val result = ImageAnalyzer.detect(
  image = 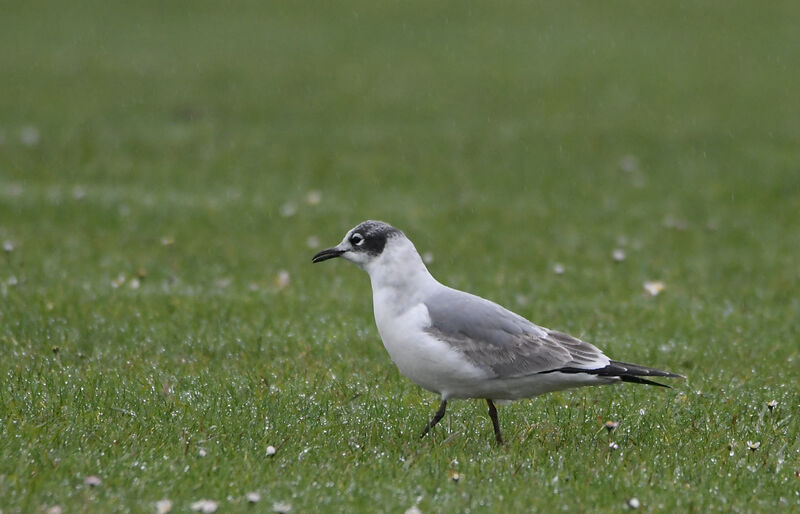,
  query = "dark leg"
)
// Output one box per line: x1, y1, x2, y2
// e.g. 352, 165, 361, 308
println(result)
420, 399, 448, 439
486, 399, 504, 444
